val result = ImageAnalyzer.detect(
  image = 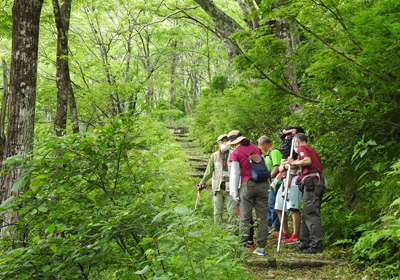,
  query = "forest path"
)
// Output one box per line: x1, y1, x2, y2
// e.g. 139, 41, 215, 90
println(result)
168, 126, 208, 179
168, 126, 353, 279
